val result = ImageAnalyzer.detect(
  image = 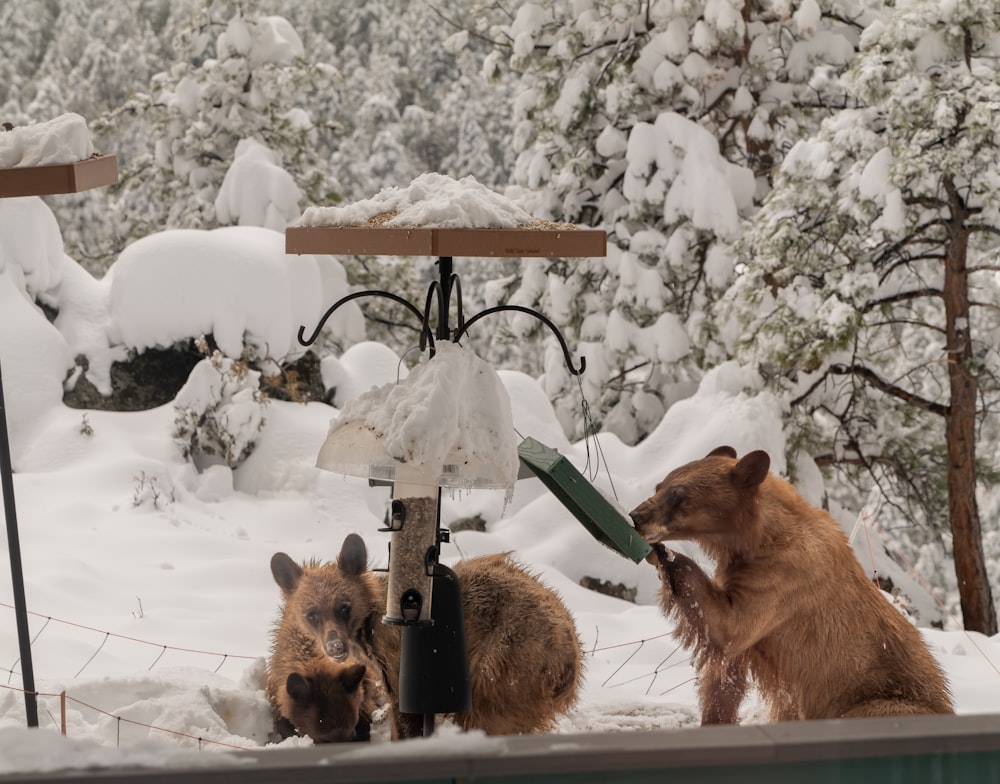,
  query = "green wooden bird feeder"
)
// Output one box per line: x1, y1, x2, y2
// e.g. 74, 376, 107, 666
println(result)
518, 437, 651, 563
